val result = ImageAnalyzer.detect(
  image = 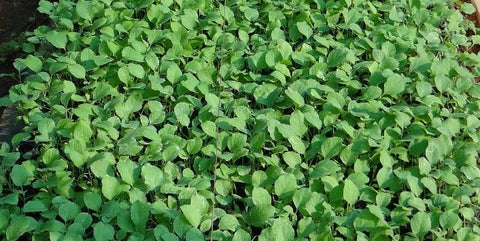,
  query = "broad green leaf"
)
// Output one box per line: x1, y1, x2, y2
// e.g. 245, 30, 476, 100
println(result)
128, 63, 145, 78
101, 175, 123, 200
290, 110, 307, 136
416, 81, 432, 97
174, 102, 191, 126
327, 49, 348, 67
434, 75, 451, 92
117, 158, 138, 185
321, 137, 343, 159
84, 192, 102, 211
141, 163, 163, 191
270, 218, 295, 241
10, 164, 31, 186
233, 229, 251, 241
244, 7, 259, 21
411, 212, 431, 238
94, 222, 115, 241
285, 88, 304, 108
59, 202, 79, 222
122, 46, 144, 62
252, 187, 271, 206
219, 214, 240, 231
384, 74, 406, 96
131, 201, 149, 231
288, 136, 306, 154
343, 179, 359, 205
181, 9, 198, 30
167, 63, 182, 83
76, 0, 92, 21
6, 216, 38, 241
440, 210, 460, 229
462, 3, 476, 14
22, 55, 42, 72
68, 64, 86, 79
249, 204, 275, 227
228, 133, 247, 153
274, 173, 297, 199
45, 31, 68, 49
282, 151, 301, 167
297, 22, 313, 38
22, 200, 47, 213
180, 195, 209, 228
